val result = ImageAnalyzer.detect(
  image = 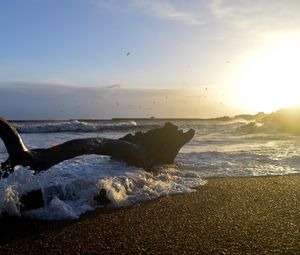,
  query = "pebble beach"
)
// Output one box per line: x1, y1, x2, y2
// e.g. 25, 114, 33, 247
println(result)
0, 175, 299, 254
